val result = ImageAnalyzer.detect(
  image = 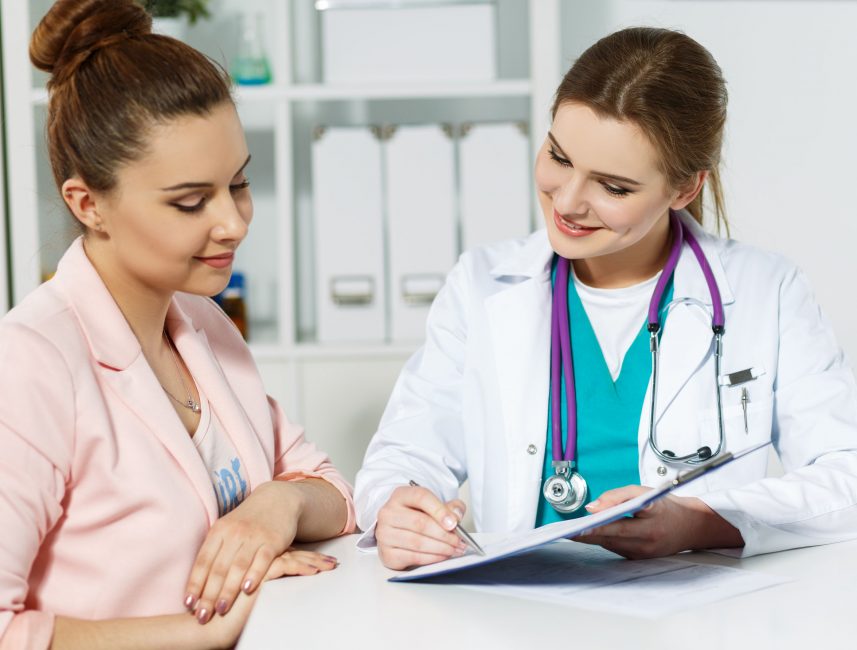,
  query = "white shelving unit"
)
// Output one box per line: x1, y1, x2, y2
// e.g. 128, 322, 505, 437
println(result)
1, 0, 561, 482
